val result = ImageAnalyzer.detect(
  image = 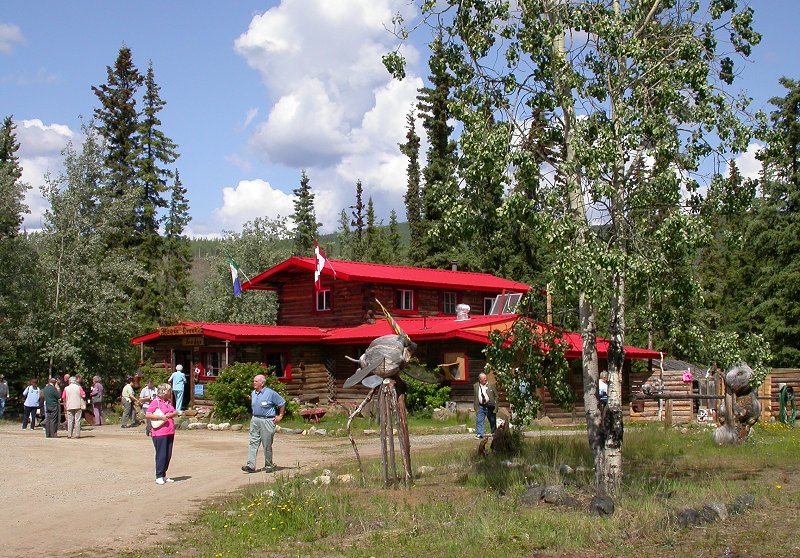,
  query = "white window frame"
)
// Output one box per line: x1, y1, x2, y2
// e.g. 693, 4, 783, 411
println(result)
316, 288, 331, 311
442, 291, 457, 315
395, 289, 414, 311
